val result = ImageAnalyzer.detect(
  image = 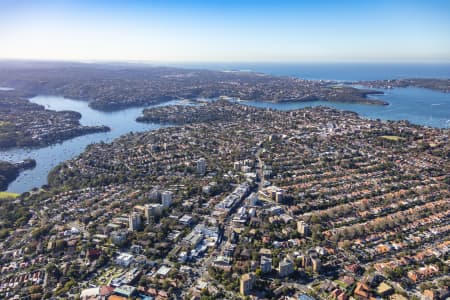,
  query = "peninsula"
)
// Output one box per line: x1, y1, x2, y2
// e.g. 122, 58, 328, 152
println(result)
359, 78, 450, 93
0, 94, 110, 149
0, 61, 388, 112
